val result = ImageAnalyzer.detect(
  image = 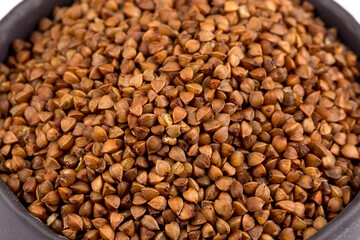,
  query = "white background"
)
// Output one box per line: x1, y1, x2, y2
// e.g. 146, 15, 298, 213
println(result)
0, 0, 359, 23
